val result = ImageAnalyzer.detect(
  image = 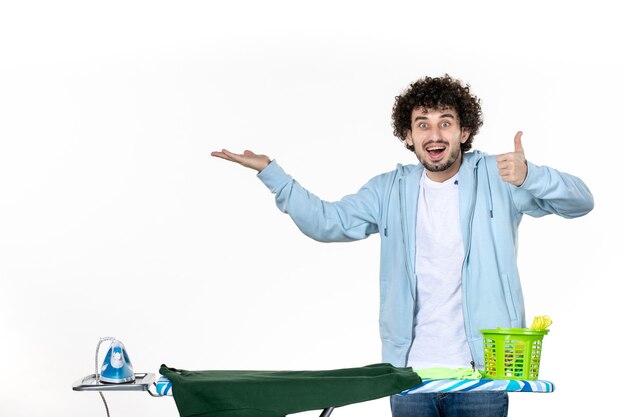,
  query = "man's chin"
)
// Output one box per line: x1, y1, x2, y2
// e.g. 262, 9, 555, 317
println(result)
422, 160, 454, 172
